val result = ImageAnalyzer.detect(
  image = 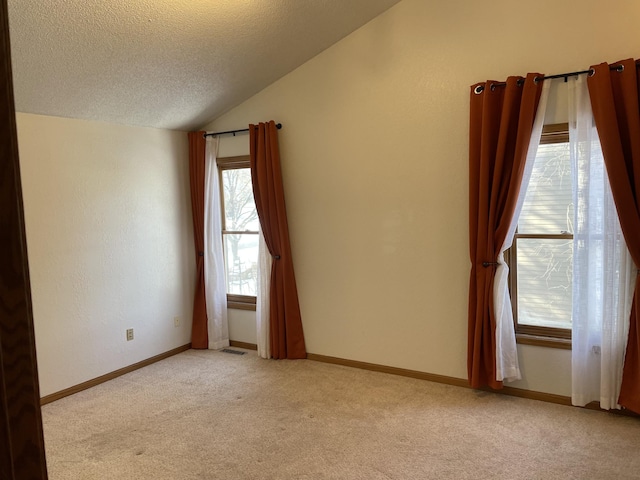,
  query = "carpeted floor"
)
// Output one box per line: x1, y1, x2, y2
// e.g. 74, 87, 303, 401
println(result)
42, 349, 640, 479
